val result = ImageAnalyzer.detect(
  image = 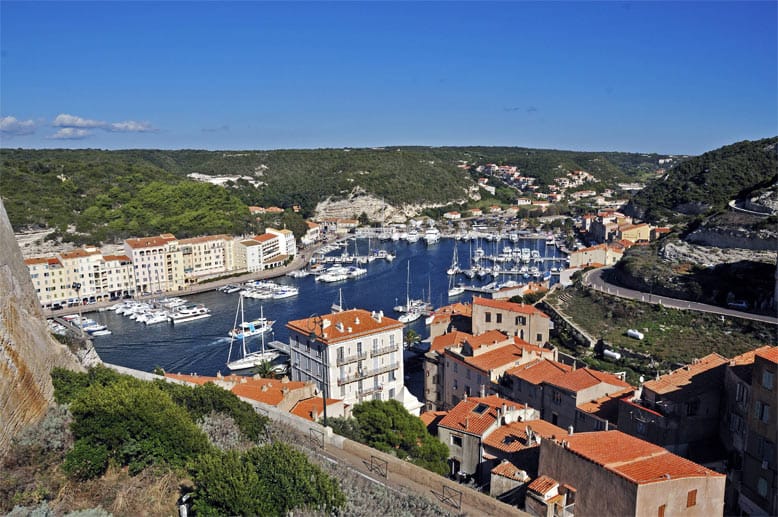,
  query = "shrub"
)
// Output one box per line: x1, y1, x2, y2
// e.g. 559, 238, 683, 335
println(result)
62, 440, 109, 481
